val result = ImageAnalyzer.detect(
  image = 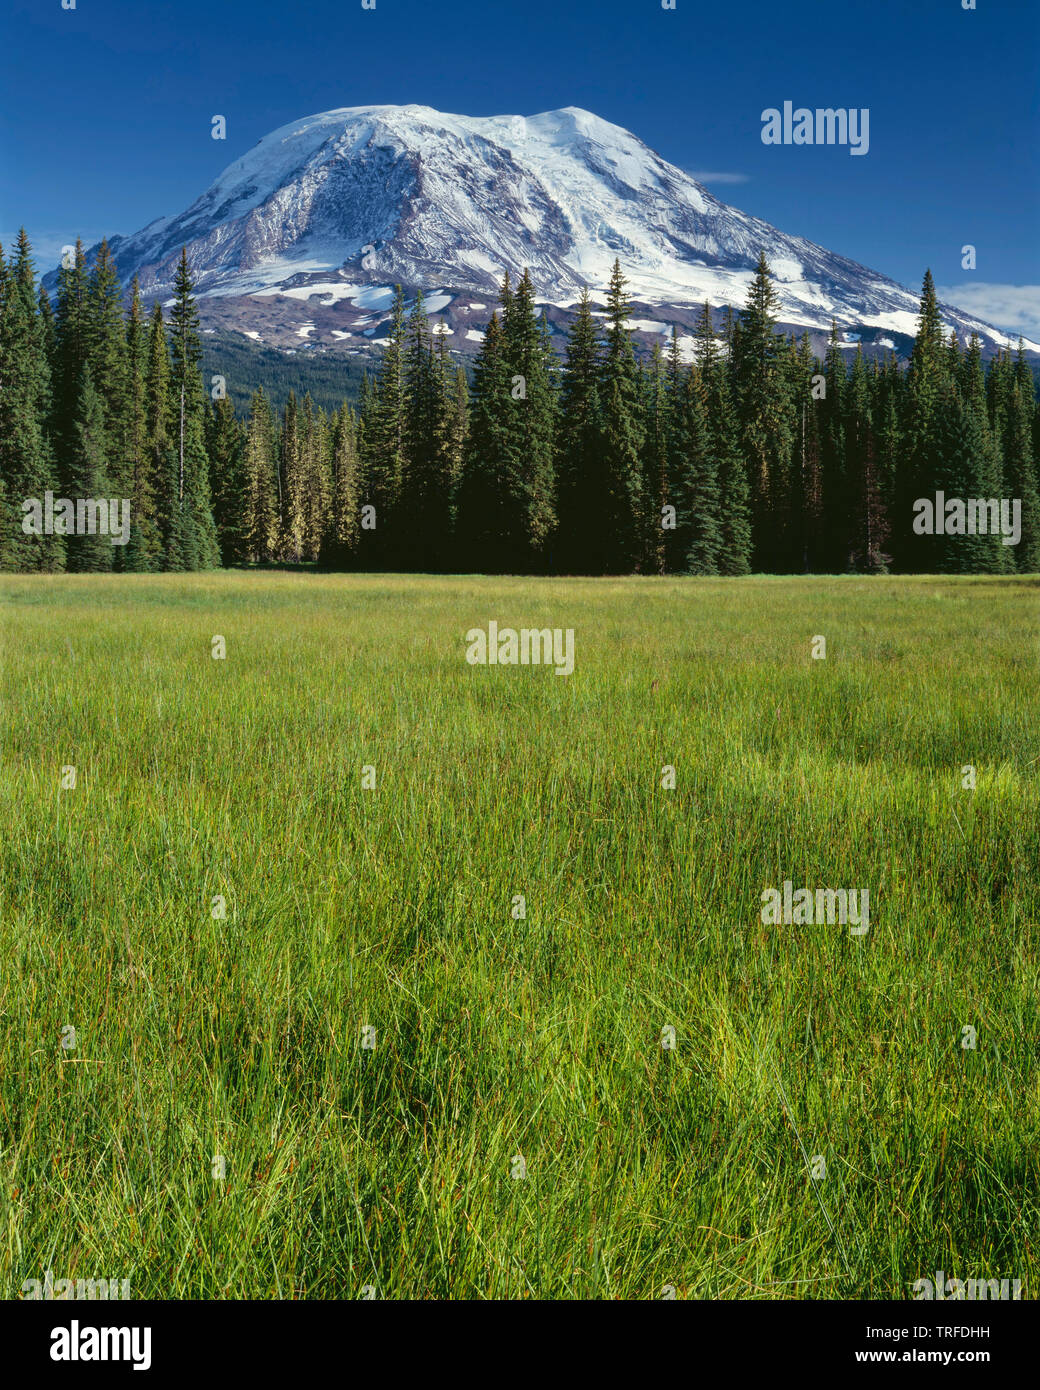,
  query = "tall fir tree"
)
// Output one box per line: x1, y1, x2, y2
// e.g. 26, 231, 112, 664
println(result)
641, 341, 670, 573
322, 403, 361, 566
932, 381, 994, 573
244, 386, 279, 562
51, 238, 89, 495
499, 270, 558, 570
278, 389, 304, 560
299, 395, 332, 562
789, 332, 823, 572
696, 301, 751, 575
122, 277, 158, 570
670, 350, 718, 574
86, 239, 128, 495
457, 290, 518, 572
400, 291, 446, 569
731, 253, 794, 570
435, 330, 468, 566
166, 249, 220, 569
65, 364, 113, 572
817, 322, 849, 570
597, 259, 644, 573
207, 394, 250, 565
955, 335, 1002, 572
354, 371, 375, 566
37, 279, 56, 367
900, 269, 949, 572
555, 287, 603, 573
143, 301, 175, 567
872, 352, 903, 572
364, 286, 407, 566
0, 231, 64, 571
1003, 373, 1040, 573
845, 345, 889, 572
